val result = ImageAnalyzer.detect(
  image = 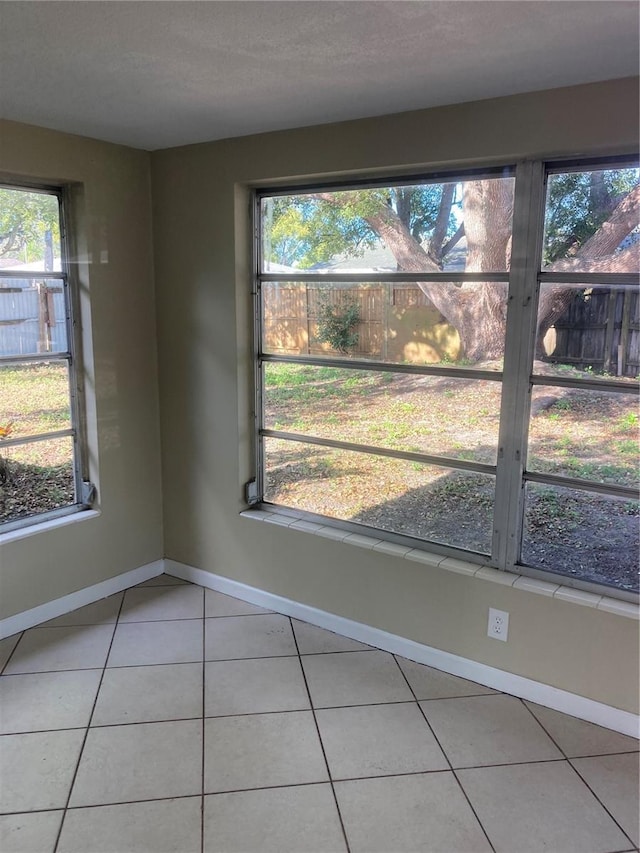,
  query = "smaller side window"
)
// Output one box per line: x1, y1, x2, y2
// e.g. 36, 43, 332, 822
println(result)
0, 184, 89, 531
